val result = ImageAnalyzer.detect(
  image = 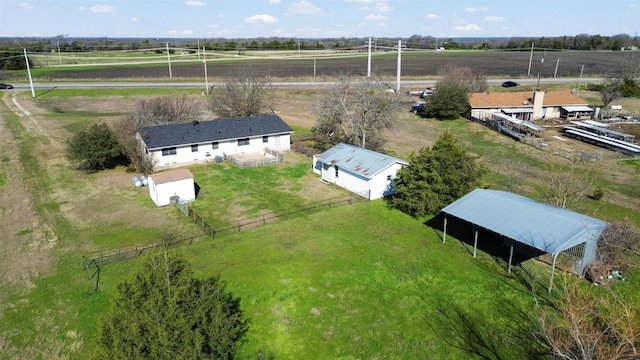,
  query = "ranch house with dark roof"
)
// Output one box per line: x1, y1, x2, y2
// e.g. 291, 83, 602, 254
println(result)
137, 115, 293, 169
